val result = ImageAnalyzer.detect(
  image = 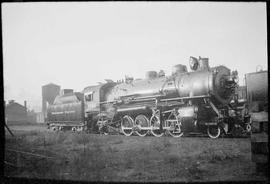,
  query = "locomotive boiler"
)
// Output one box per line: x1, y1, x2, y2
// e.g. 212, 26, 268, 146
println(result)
83, 56, 239, 138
